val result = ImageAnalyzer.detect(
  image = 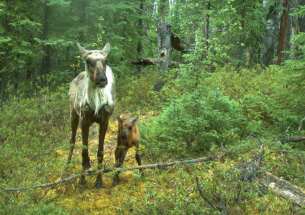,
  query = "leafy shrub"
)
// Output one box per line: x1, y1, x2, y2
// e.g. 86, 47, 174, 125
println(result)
209, 65, 303, 135
140, 88, 245, 158
0, 84, 70, 211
